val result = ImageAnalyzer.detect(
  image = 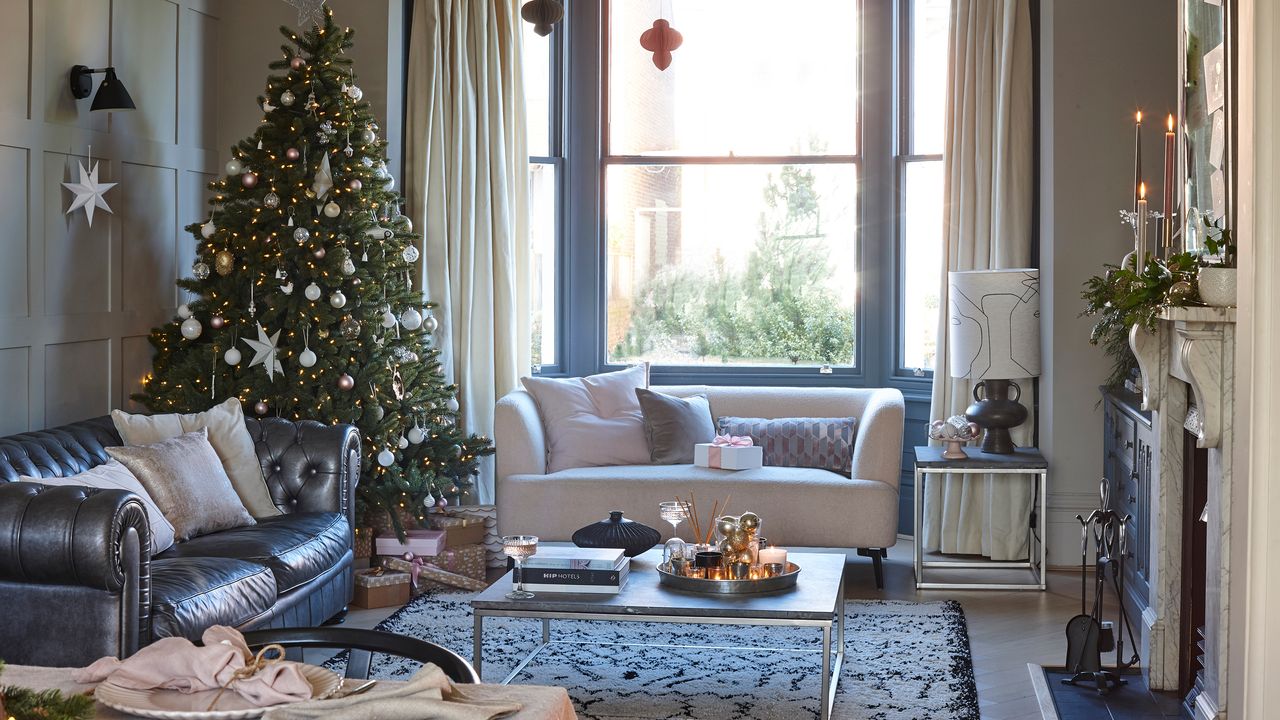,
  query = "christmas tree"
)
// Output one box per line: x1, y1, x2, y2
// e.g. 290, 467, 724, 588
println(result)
136, 7, 493, 533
